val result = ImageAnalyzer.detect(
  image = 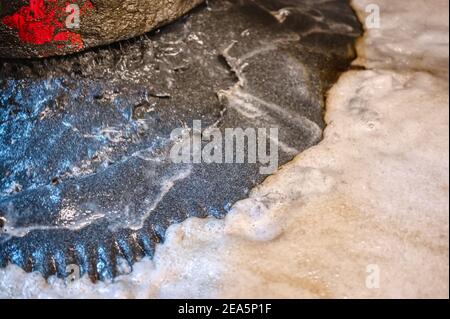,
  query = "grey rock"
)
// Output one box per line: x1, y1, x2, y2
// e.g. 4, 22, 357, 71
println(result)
0, 0, 204, 58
